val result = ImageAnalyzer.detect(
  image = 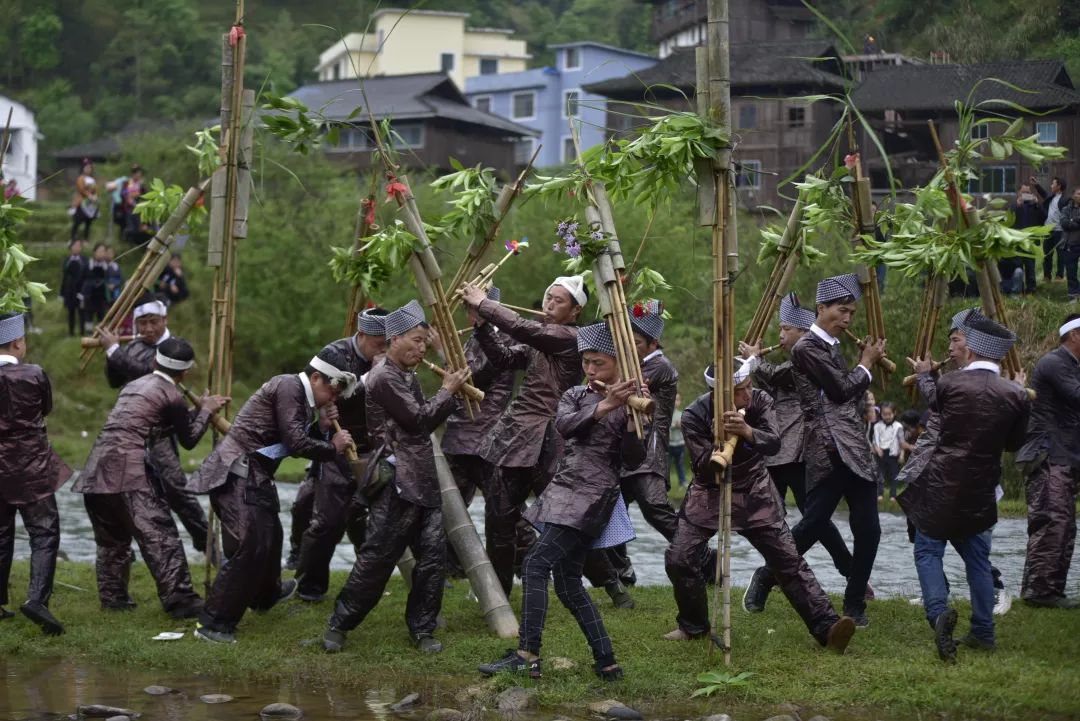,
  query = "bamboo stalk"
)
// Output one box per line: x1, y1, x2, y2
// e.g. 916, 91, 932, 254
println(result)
177, 381, 232, 435
902, 361, 946, 387
590, 380, 655, 414
743, 197, 804, 346
422, 359, 486, 402
80, 335, 141, 348
843, 328, 897, 373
